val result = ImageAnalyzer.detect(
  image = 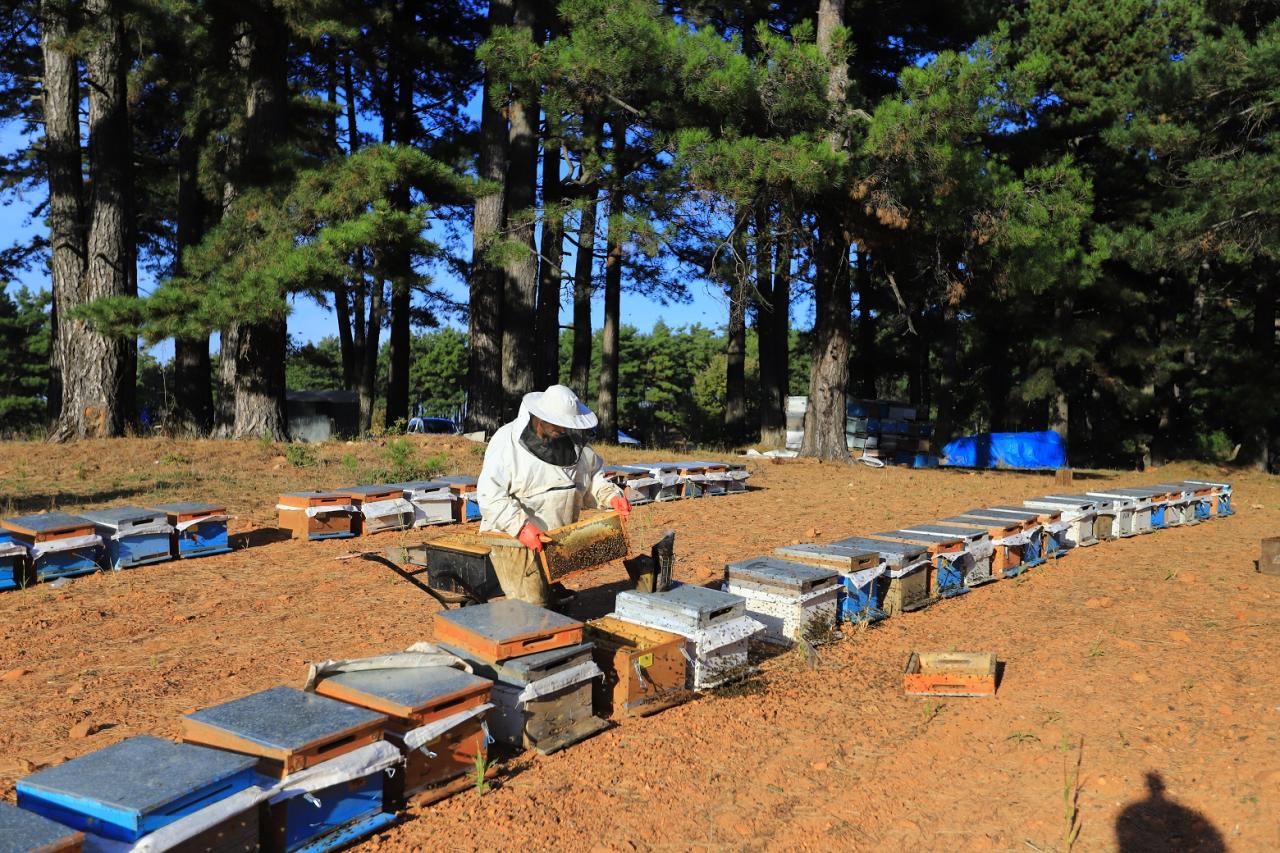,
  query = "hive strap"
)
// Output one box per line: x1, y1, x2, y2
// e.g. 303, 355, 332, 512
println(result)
887, 557, 930, 579
303, 642, 472, 691
108, 522, 173, 540
0, 541, 26, 559
29, 533, 103, 559
359, 498, 415, 519
722, 581, 839, 606
275, 503, 359, 517
516, 662, 603, 703
267, 741, 402, 806
80, 785, 272, 853
841, 562, 887, 590
401, 702, 495, 753
174, 514, 231, 531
